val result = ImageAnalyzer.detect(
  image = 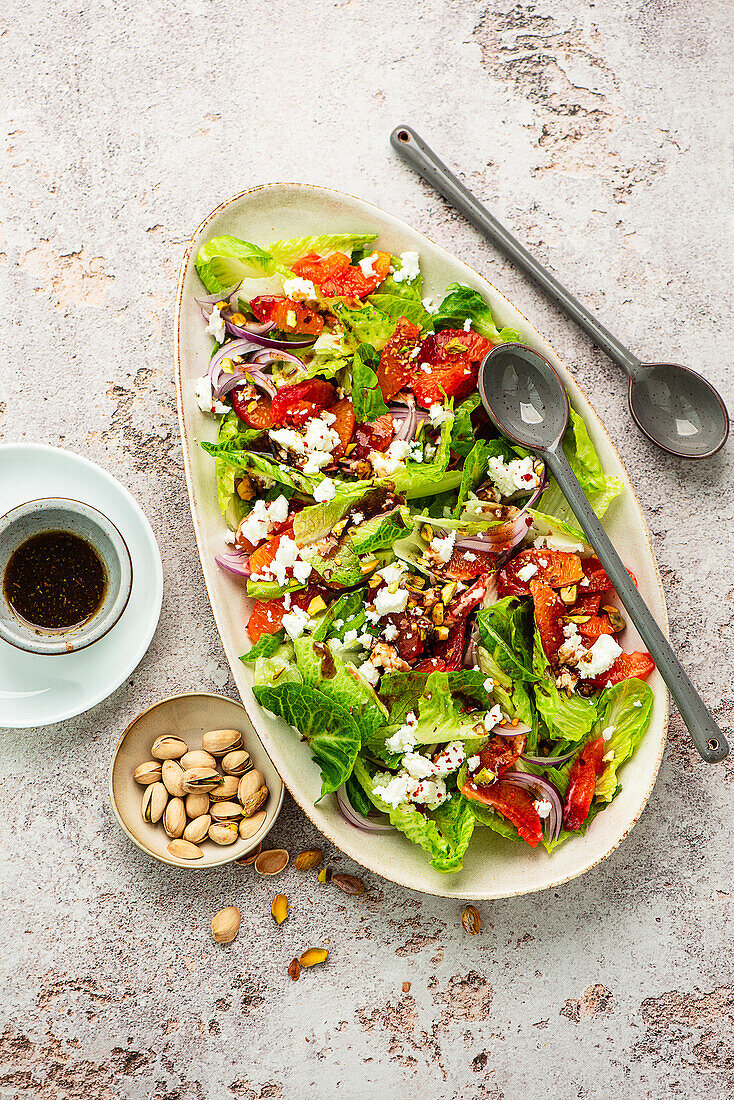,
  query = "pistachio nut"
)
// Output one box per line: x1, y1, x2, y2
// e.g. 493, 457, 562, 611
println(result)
151, 735, 188, 761
254, 848, 289, 876
142, 781, 168, 824
238, 811, 266, 840
183, 814, 212, 844
271, 893, 289, 925
287, 957, 301, 981
240, 786, 268, 819
211, 905, 240, 943
602, 604, 626, 632
295, 848, 323, 871
184, 791, 210, 818
461, 904, 481, 934
209, 775, 240, 802
163, 797, 186, 838
167, 839, 203, 860
161, 759, 187, 798
180, 749, 217, 770
331, 873, 366, 896
182, 766, 223, 794
208, 821, 239, 846
210, 800, 243, 823
299, 947, 328, 968
133, 760, 162, 786
237, 769, 265, 803
317, 867, 332, 885
222, 750, 252, 777
202, 728, 243, 757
